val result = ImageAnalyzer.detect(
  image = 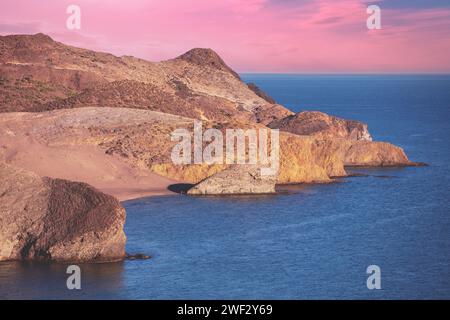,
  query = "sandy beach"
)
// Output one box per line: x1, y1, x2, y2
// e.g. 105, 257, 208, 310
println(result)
0, 135, 176, 201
